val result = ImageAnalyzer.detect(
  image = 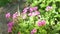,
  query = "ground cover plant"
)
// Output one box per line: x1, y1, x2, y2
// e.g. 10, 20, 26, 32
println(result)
5, 0, 60, 34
